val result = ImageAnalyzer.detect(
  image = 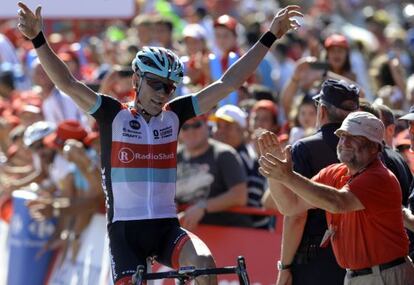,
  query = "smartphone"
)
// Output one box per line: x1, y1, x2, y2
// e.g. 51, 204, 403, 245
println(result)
309, 61, 330, 70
